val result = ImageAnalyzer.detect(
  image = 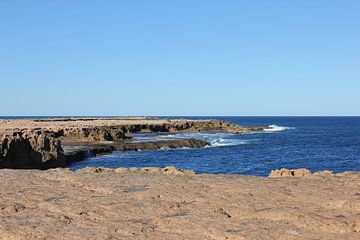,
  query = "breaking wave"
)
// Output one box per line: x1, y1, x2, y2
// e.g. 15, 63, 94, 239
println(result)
132, 124, 293, 148
133, 132, 258, 148
264, 124, 295, 132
